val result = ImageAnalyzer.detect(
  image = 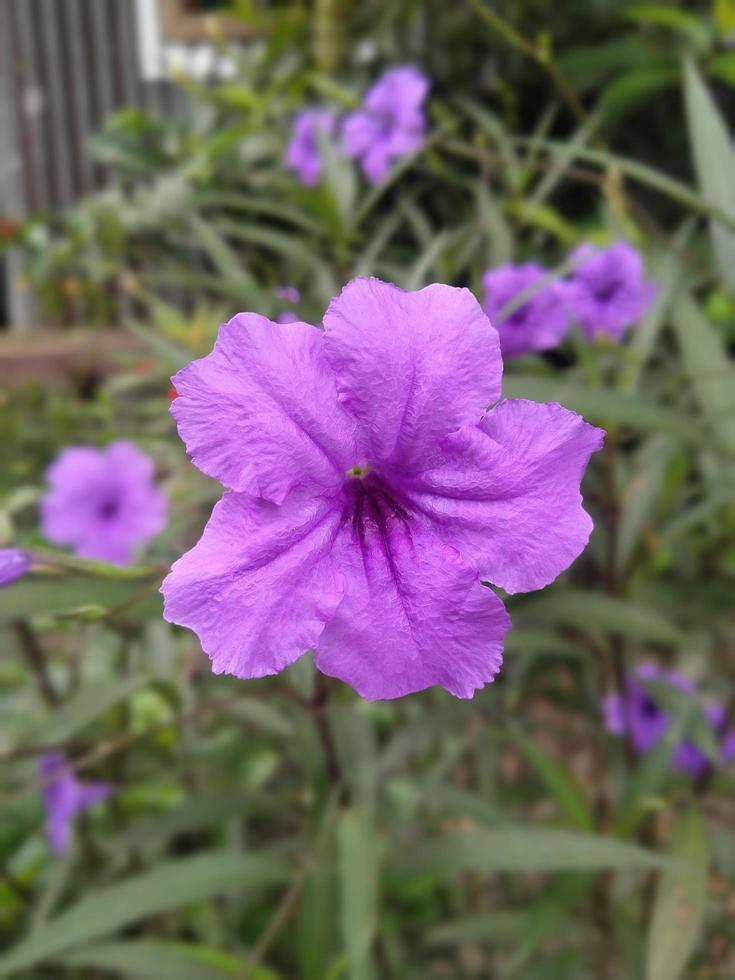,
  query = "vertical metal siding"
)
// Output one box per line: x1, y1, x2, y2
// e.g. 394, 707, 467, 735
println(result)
0, 0, 157, 216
